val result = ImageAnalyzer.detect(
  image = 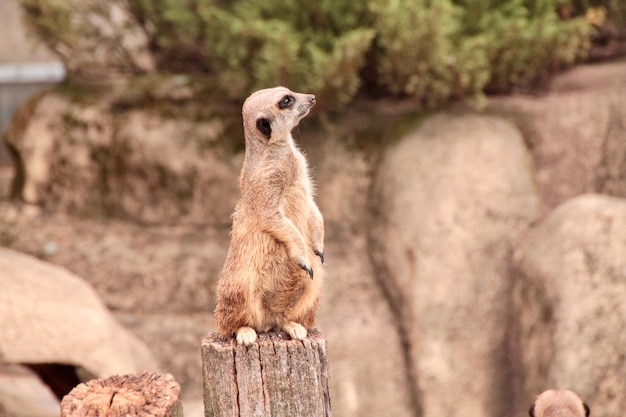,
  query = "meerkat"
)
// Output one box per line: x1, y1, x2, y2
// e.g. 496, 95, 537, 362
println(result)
214, 86, 324, 345
529, 389, 590, 417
